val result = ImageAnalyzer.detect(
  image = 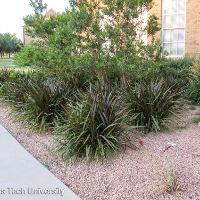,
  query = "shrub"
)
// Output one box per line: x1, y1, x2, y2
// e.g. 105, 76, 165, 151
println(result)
14, 46, 35, 67
19, 77, 75, 131
192, 113, 200, 124
0, 70, 74, 131
191, 59, 200, 76
0, 69, 12, 97
0, 69, 12, 86
55, 83, 132, 161
164, 163, 180, 194
158, 57, 194, 87
187, 59, 200, 104
126, 79, 186, 132
187, 76, 200, 104
0, 71, 31, 103
48, 67, 92, 92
